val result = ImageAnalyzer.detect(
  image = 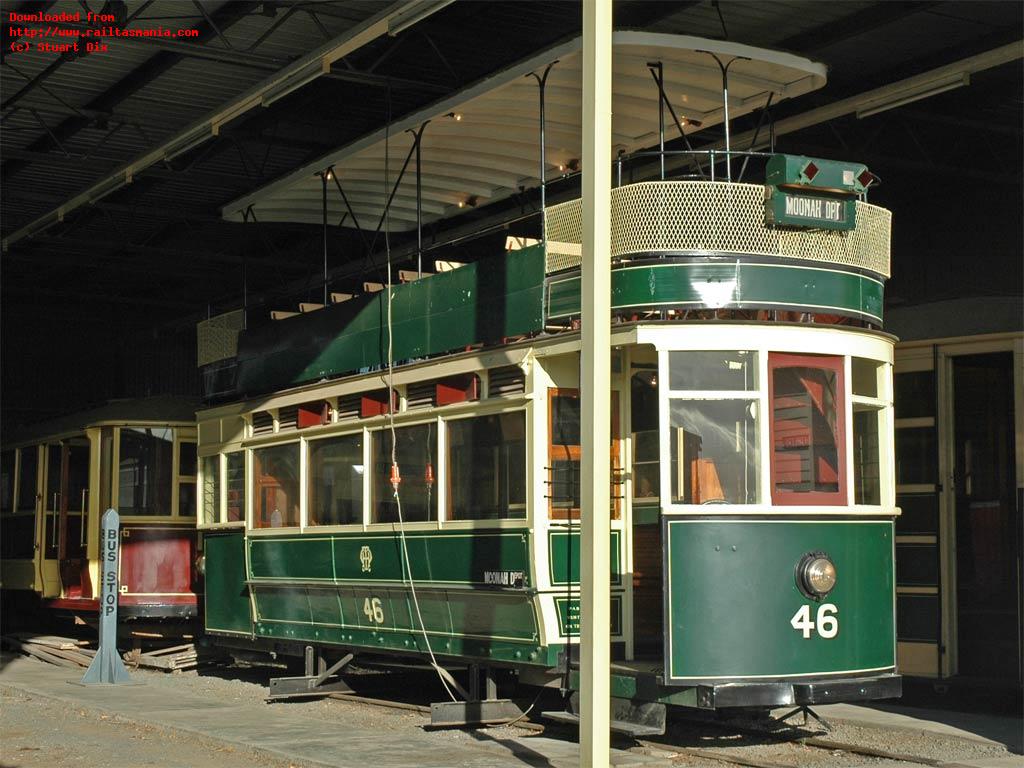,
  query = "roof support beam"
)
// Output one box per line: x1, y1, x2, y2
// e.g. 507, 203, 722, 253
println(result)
668, 40, 1024, 173
3, 1, 455, 252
